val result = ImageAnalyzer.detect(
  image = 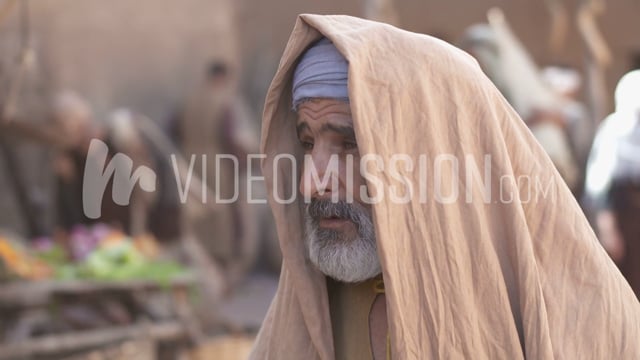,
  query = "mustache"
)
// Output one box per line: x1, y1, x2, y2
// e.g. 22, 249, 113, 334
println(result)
306, 199, 367, 223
